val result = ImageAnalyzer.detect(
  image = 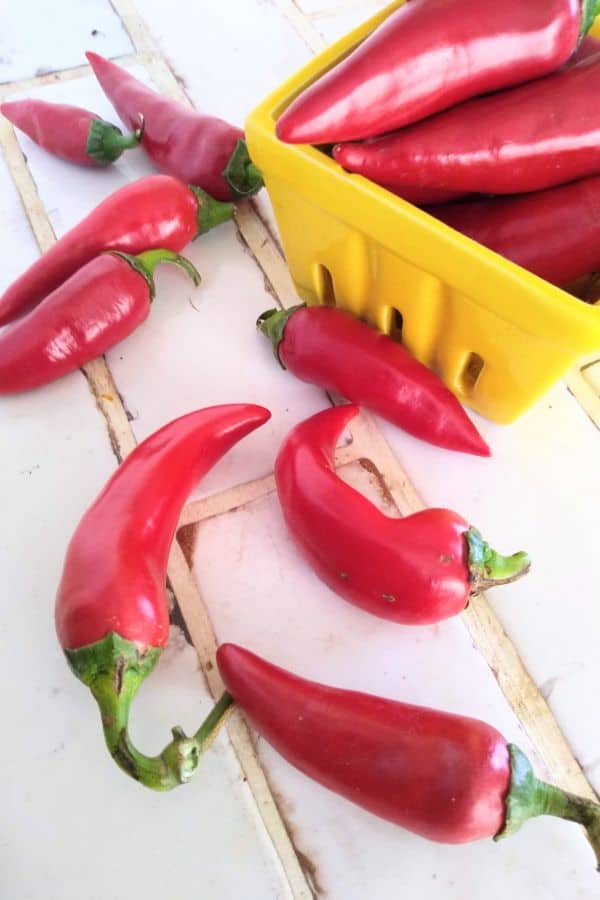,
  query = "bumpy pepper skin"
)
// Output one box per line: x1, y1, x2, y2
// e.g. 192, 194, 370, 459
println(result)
0, 249, 199, 395
334, 52, 600, 196
258, 304, 490, 456
56, 405, 270, 790
86, 52, 263, 200
277, 0, 587, 145
0, 174, 232, 327
1, 98, 141, 166
275, 405, 530, 624
218, 644, 600, 865
429, 173, 600, 287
